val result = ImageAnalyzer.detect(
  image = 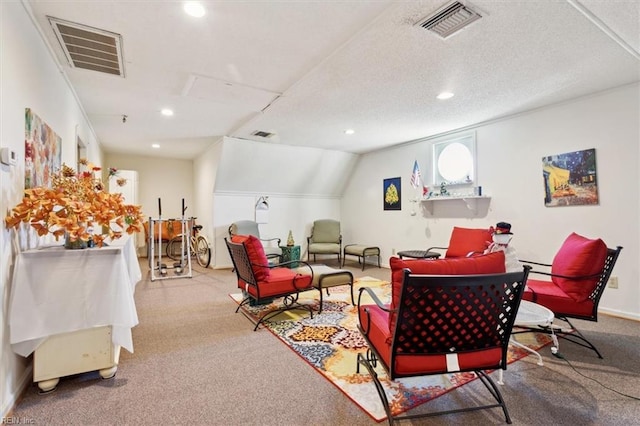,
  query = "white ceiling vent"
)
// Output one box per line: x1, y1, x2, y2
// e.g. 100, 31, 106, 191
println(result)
48, 16, 125, 77
252, 130, 276, 138
415, 1, 482, 39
